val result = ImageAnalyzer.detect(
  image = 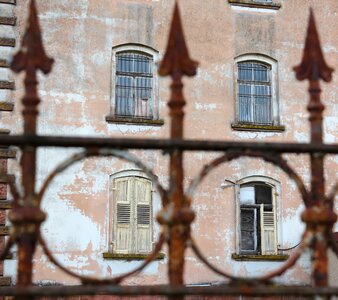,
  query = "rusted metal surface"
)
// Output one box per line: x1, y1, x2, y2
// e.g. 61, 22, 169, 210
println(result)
294, 9, 335, 288
1, 135, 338, 153
9, 0, 52, 289
0, 284, 338, 298
0, 0, 335, 298
158, 2, 197, 291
